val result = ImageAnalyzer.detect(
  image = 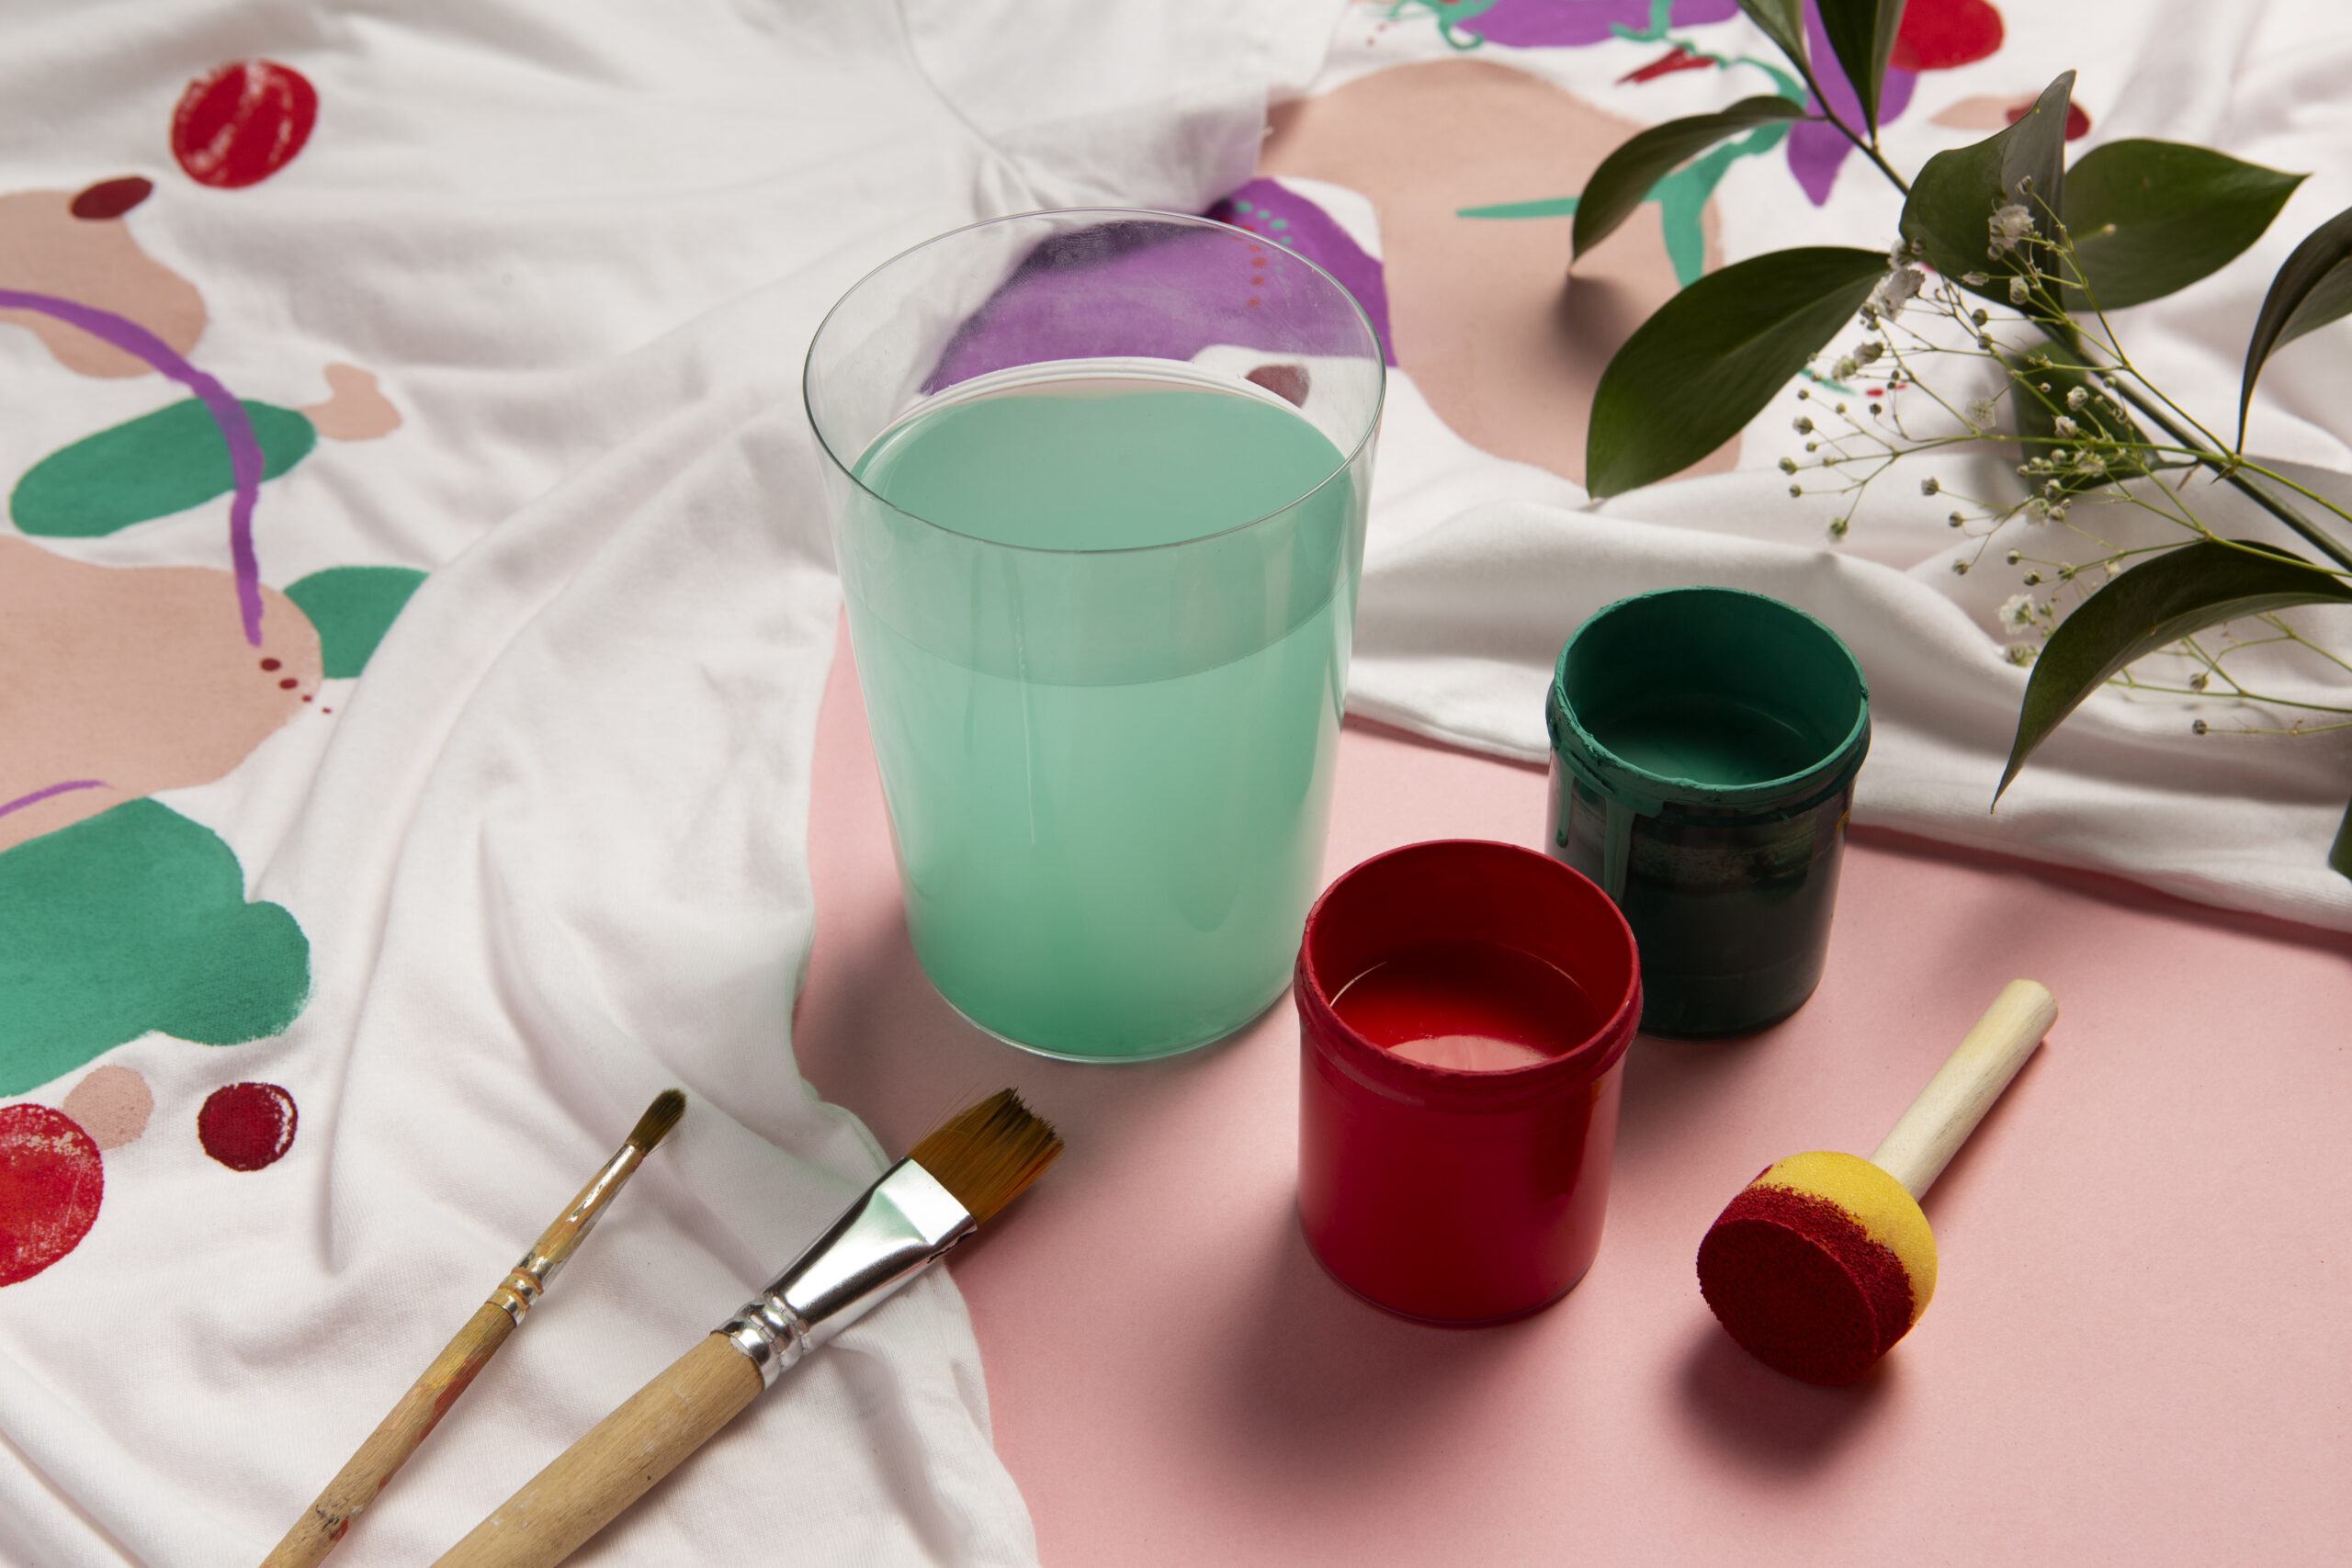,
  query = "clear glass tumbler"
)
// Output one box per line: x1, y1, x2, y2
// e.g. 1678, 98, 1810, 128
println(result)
805, 210, 1385, 1061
